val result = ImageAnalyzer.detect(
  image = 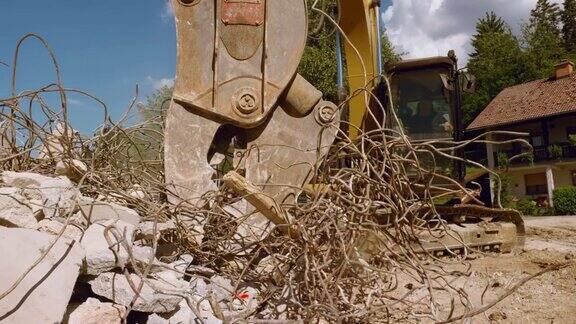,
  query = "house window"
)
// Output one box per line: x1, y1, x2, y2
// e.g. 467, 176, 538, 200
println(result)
525, 173, 548, 195
531, 134, 545, 147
